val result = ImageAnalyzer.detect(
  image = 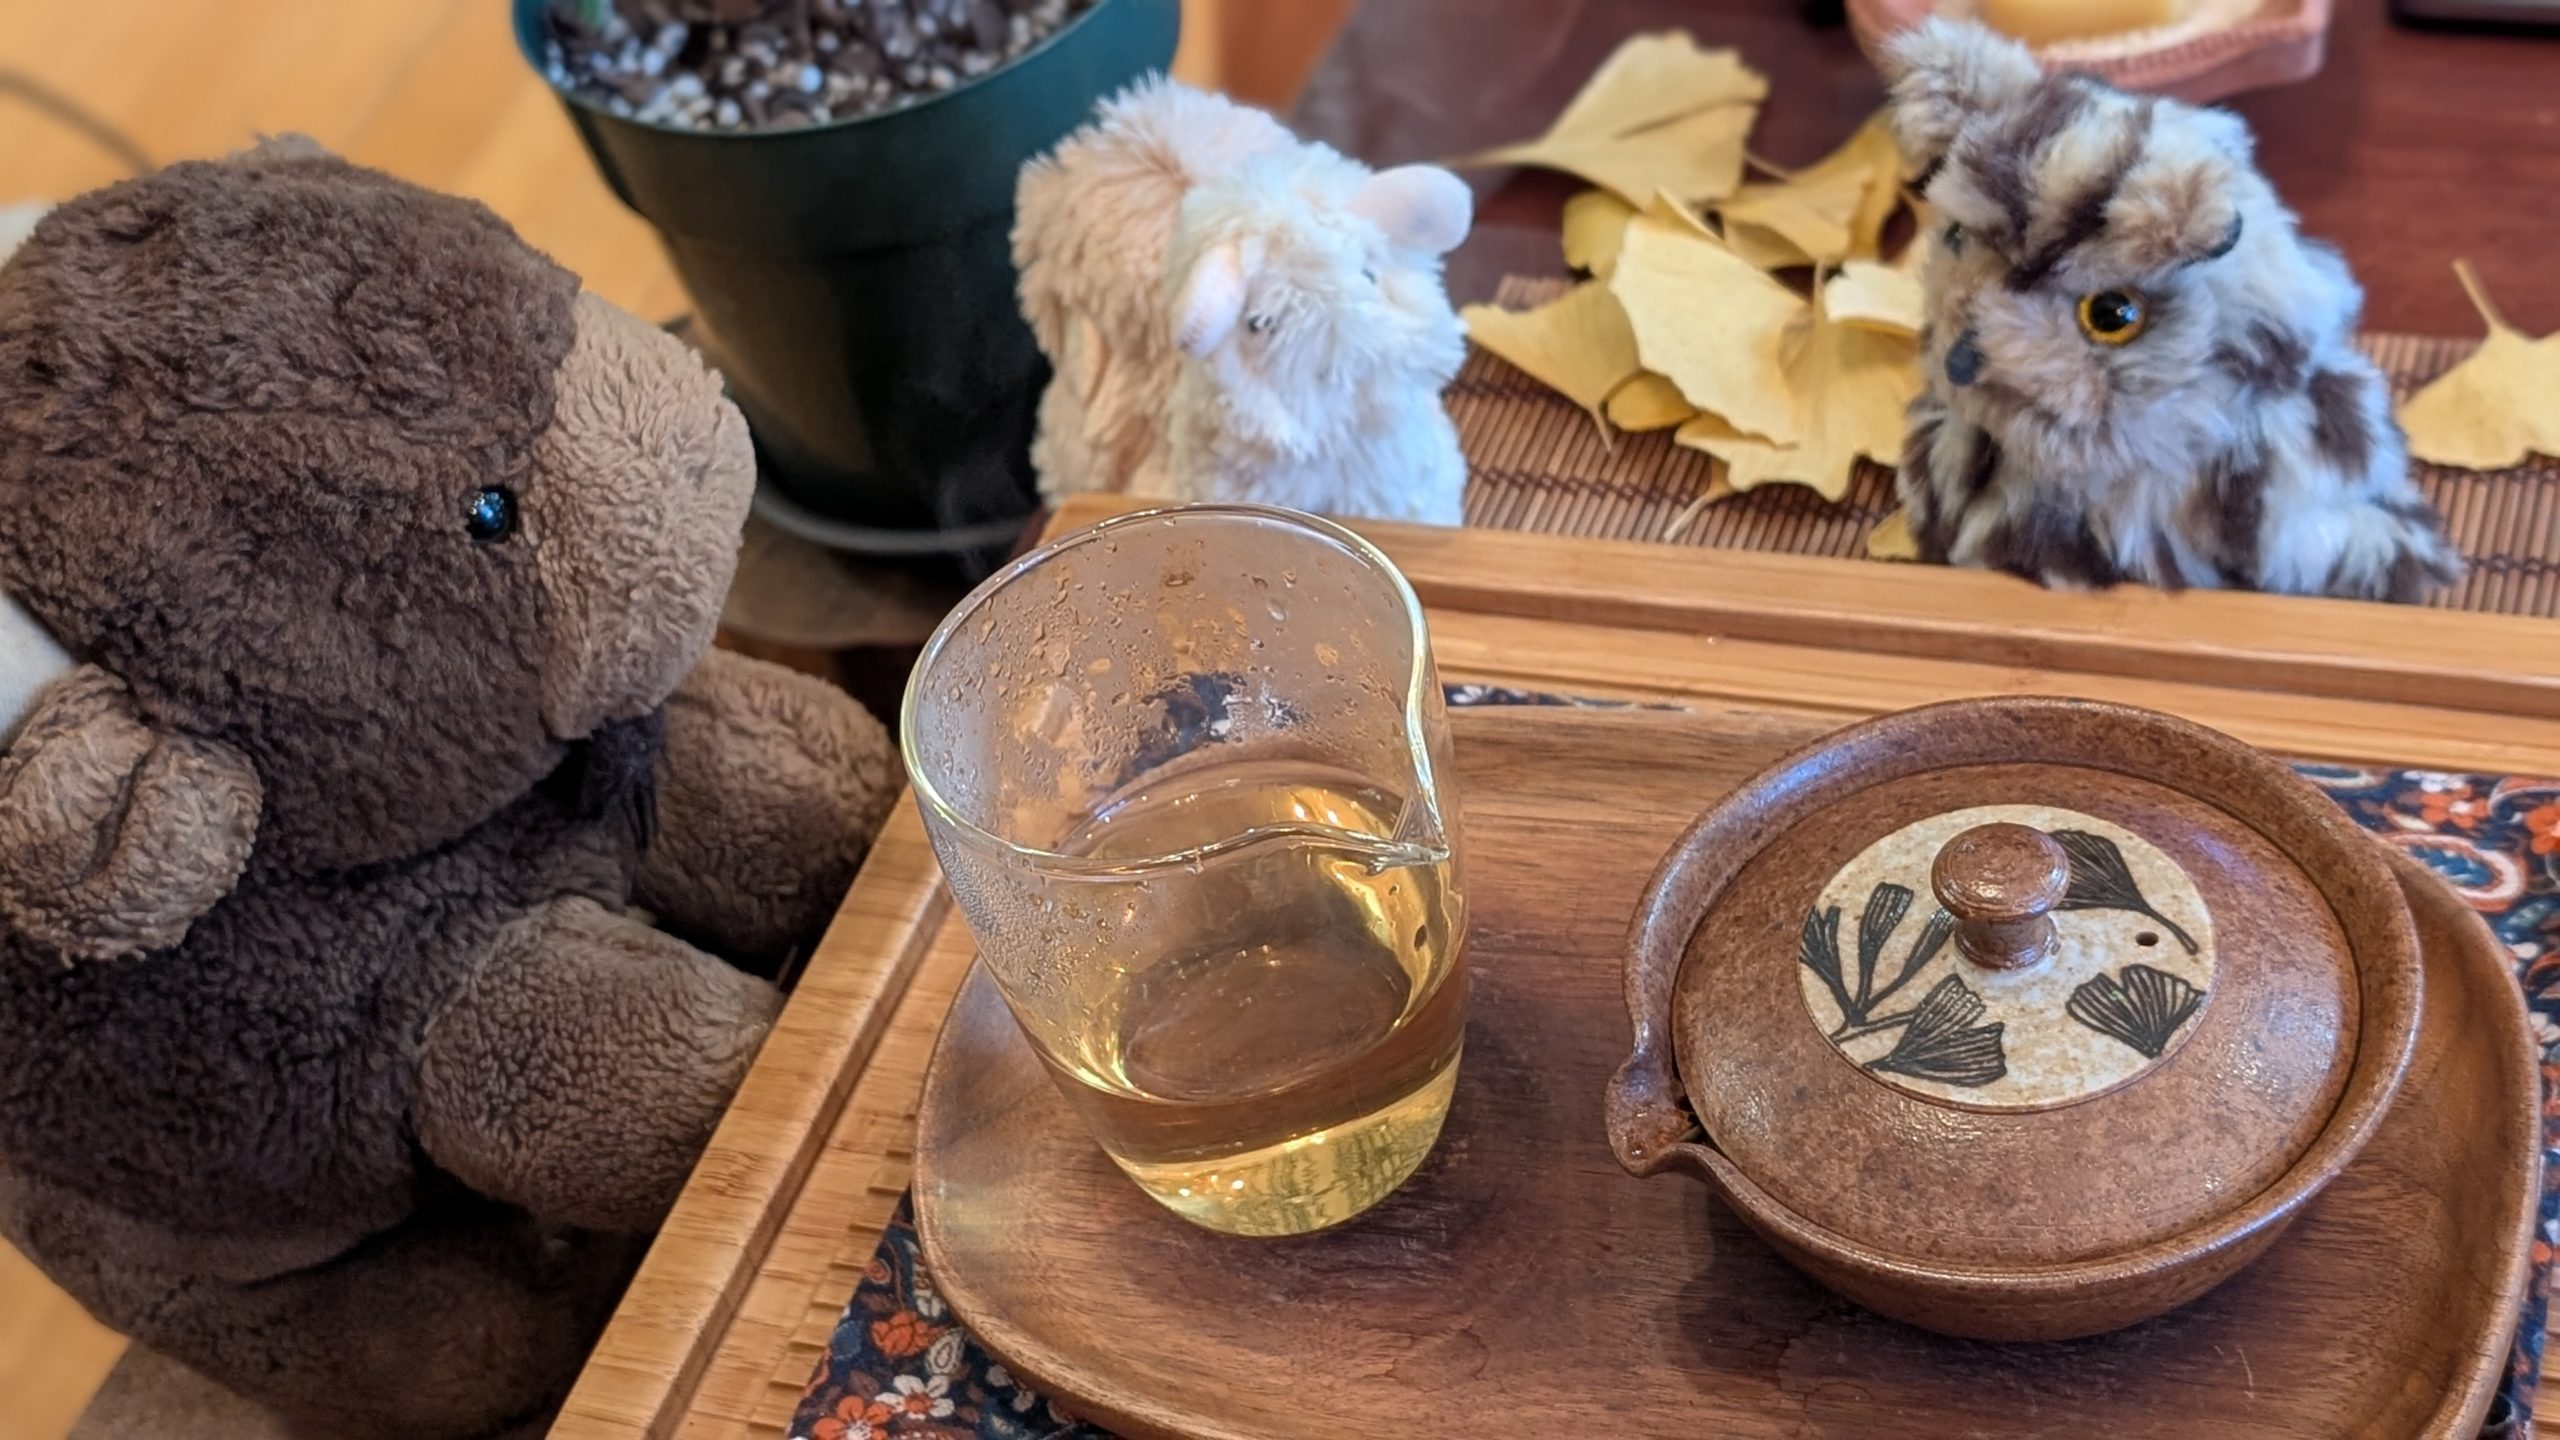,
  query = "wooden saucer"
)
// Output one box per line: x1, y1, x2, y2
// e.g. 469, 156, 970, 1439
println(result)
913, 706, 2537, 1439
